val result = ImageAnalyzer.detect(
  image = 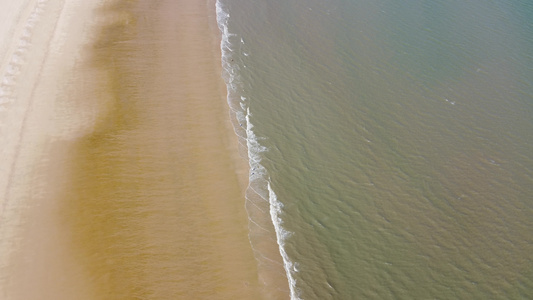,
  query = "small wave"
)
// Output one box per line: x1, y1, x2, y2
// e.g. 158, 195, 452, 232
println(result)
267, 183, 301, 300
216, 1, 299, 298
